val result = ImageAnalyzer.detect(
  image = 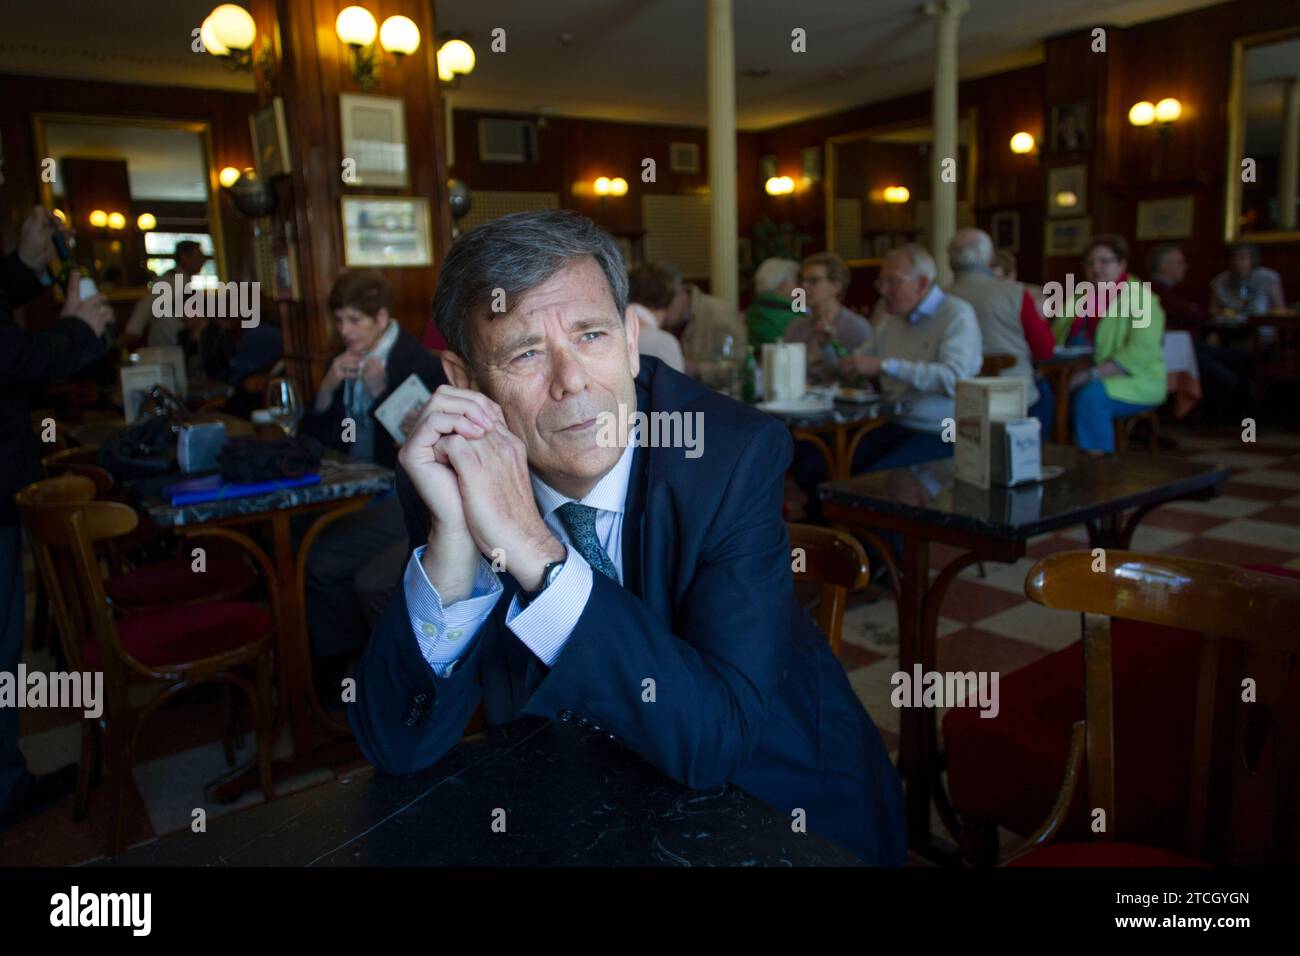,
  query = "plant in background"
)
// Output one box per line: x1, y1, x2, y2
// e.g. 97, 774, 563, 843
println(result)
751, 216, 811, 273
